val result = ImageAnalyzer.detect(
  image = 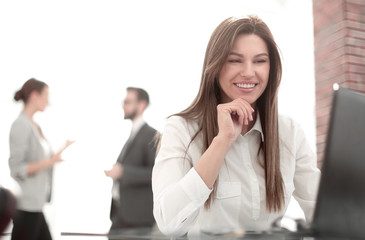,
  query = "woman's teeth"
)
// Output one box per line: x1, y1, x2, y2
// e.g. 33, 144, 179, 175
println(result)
235, 83, 255, 89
